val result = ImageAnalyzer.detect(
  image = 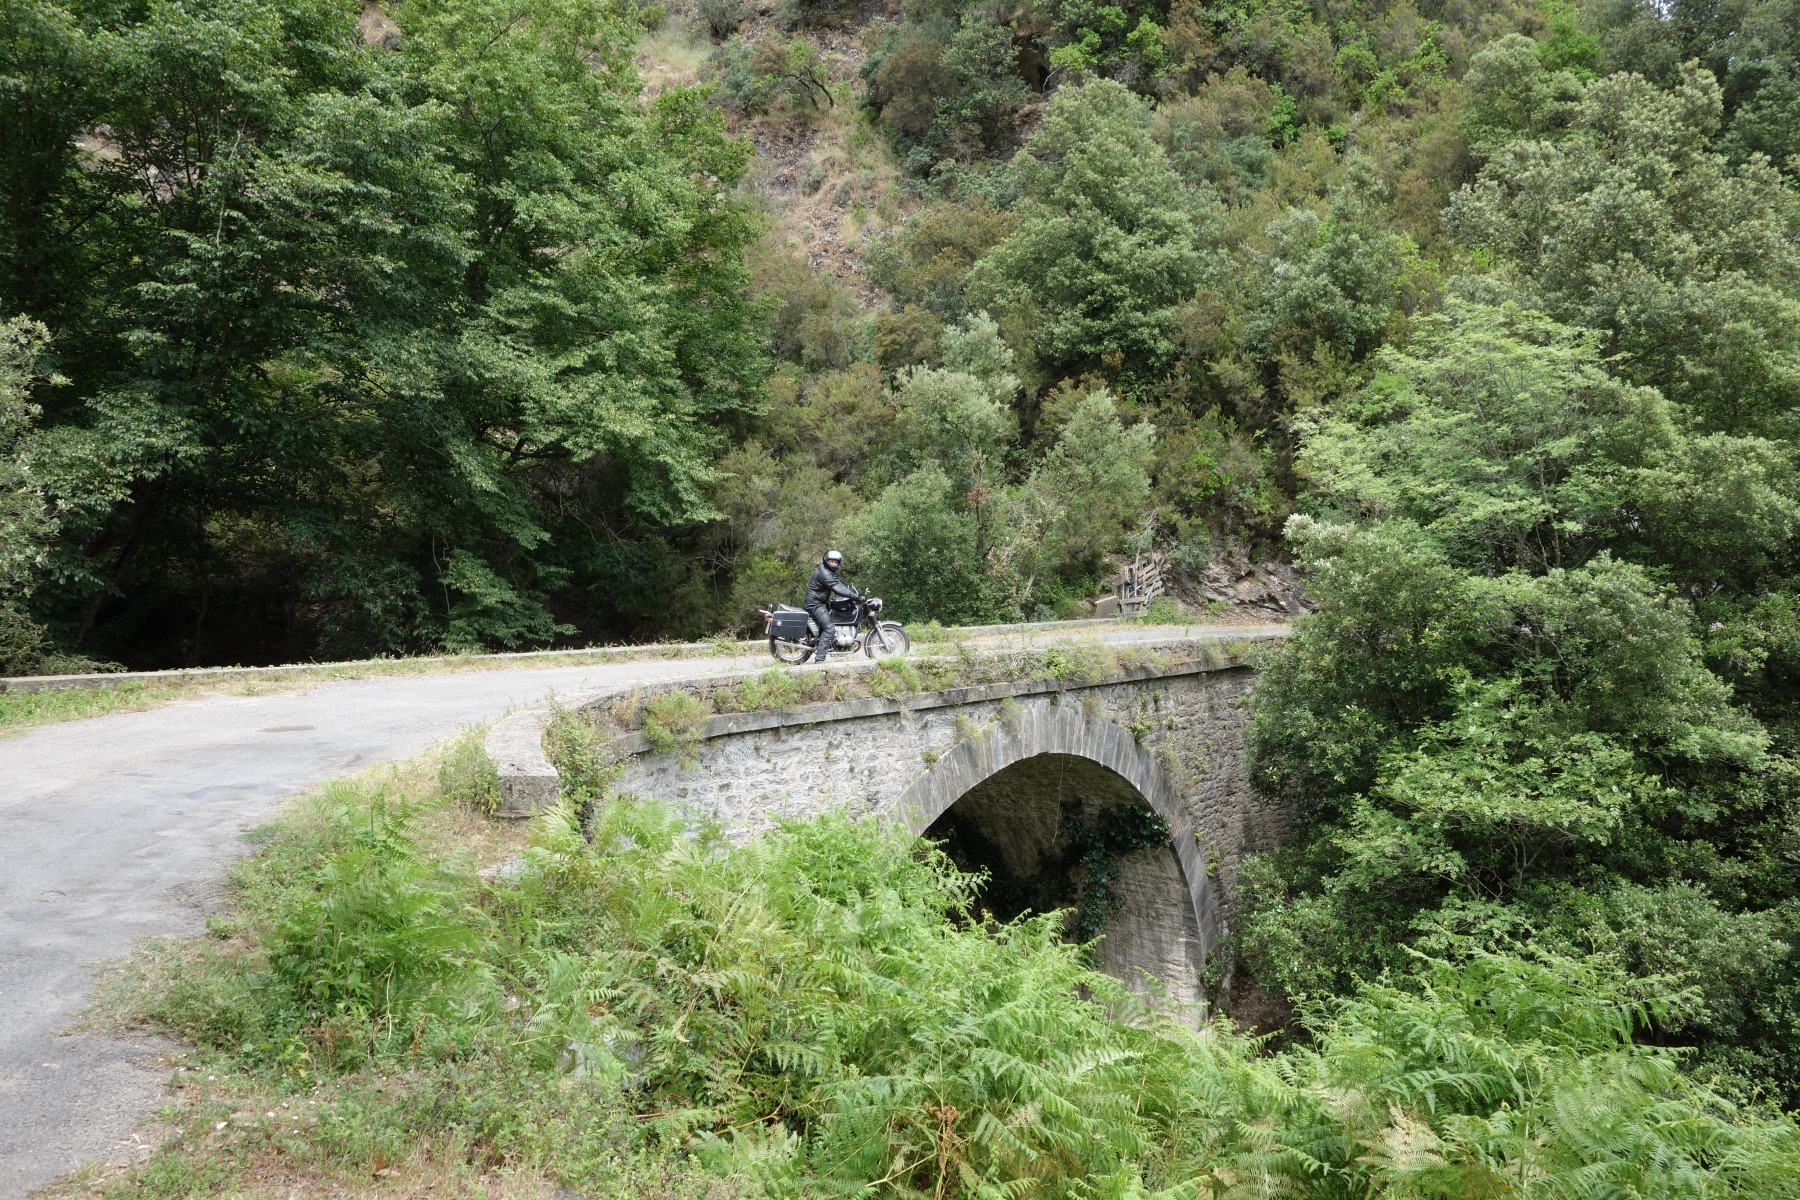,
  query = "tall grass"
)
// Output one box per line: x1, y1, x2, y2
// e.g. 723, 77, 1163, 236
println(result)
84, 756, 1800, 1200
